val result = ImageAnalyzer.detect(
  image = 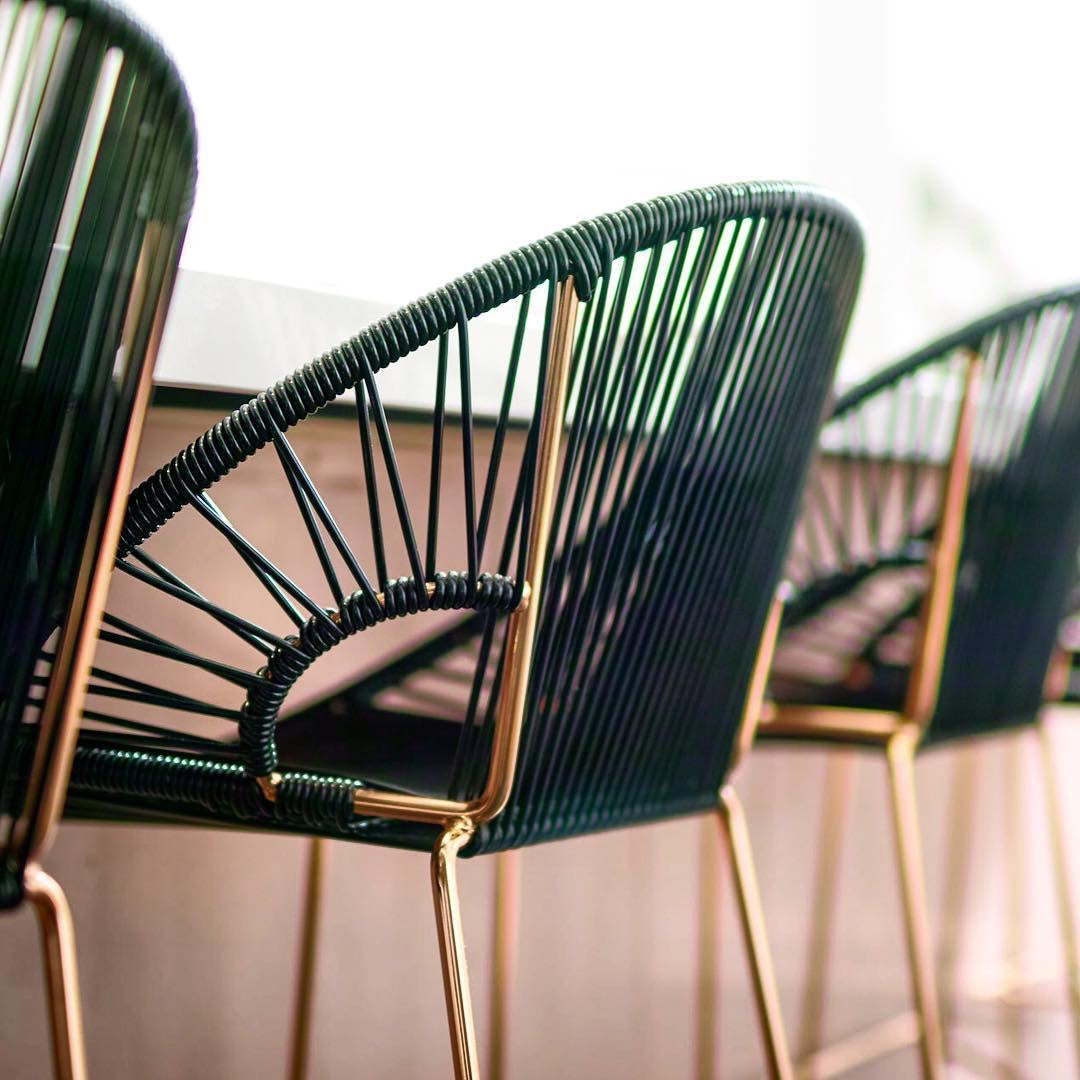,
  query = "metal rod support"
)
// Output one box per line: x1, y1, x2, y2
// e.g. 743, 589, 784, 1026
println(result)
288, 837, 326, 1080
488, 850, 520, 1080
718, 787, 794, 1080
25, 867, 89, 1080
432, 821, 480, 1080
885, 729, 945, 1079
